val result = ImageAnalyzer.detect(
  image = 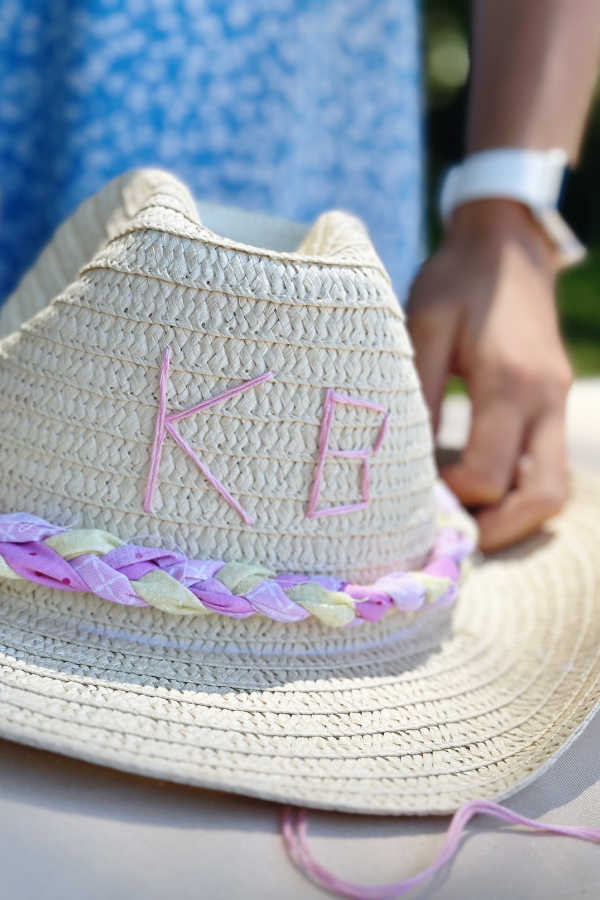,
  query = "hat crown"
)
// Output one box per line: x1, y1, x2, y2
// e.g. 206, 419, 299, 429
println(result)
0, 170, 435, 583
